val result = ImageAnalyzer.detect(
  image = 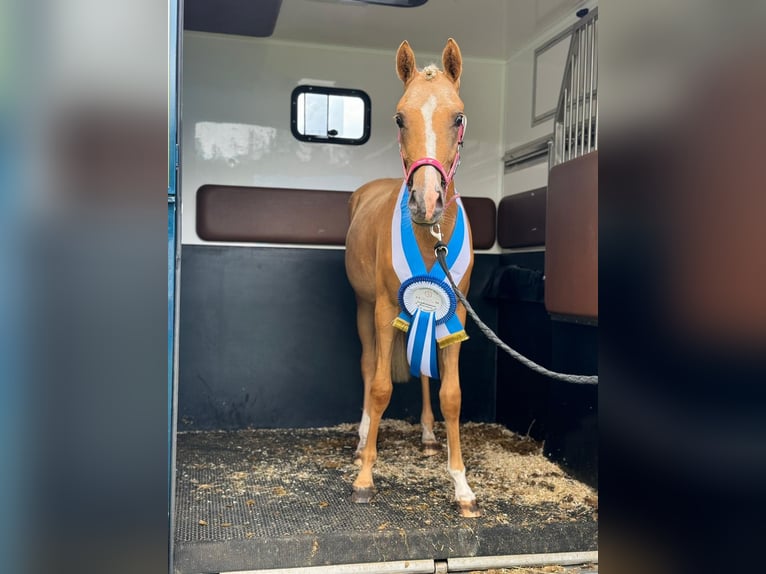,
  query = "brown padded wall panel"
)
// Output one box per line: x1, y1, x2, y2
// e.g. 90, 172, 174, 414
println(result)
197, 185, 351, 245
545, 151, 598, 319
460, 196, 497, 249
497, 188, 546, 248
196, 184, 497, 249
